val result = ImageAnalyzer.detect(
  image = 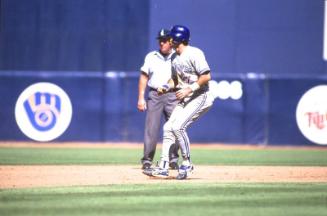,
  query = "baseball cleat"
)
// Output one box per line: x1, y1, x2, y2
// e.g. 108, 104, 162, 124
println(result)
176, 164, 194, 180
142, 167, 154, 176
141, 163, 151, 170
151, 167, 169, 178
